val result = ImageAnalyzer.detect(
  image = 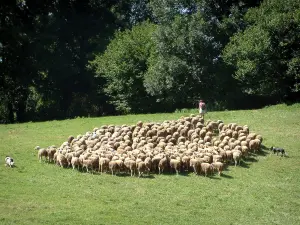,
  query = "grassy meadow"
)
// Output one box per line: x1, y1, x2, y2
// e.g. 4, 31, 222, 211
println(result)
0, 104, 300, 225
